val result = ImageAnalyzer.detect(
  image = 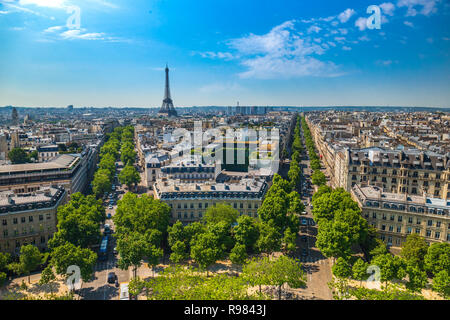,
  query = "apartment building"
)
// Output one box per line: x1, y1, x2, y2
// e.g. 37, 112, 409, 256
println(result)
351, 184, 450, 248
0, 186, 67, 255
153, 177, 268, 224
